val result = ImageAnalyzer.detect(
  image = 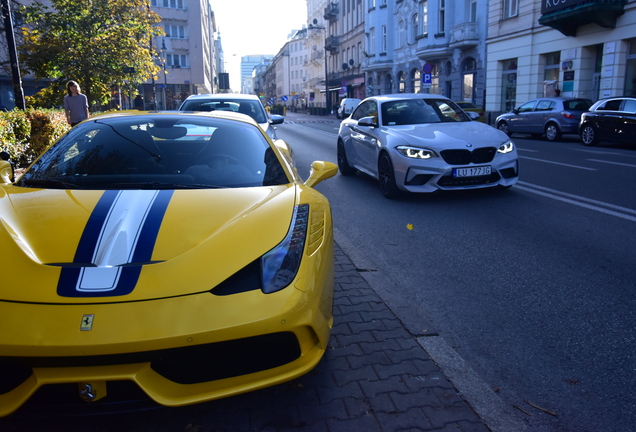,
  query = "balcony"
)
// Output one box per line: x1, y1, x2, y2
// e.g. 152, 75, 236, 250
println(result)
539, 0, 627, 36
449, 22, 478, 49
323, 2, 339, 22
325, 35, 340, 54
415, 38, 453, 61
